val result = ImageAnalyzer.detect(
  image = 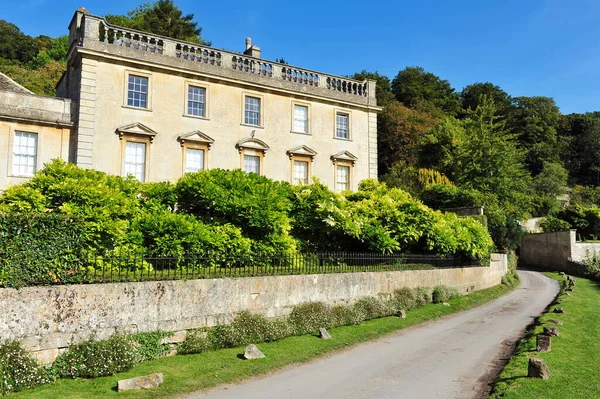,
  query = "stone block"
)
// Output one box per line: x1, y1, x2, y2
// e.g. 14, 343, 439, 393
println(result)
547, 319, 563, 325
537, 335, 551, 352
30, 348, 66, 365
396, 310, 407, 319
553, 307, 564, 314
528, 358, 550, 379
319, 328, 332, 340
543, 326, 559, 337
244, 344, 265, 359
117, 373, 164, 391
160, 330, 187, 345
